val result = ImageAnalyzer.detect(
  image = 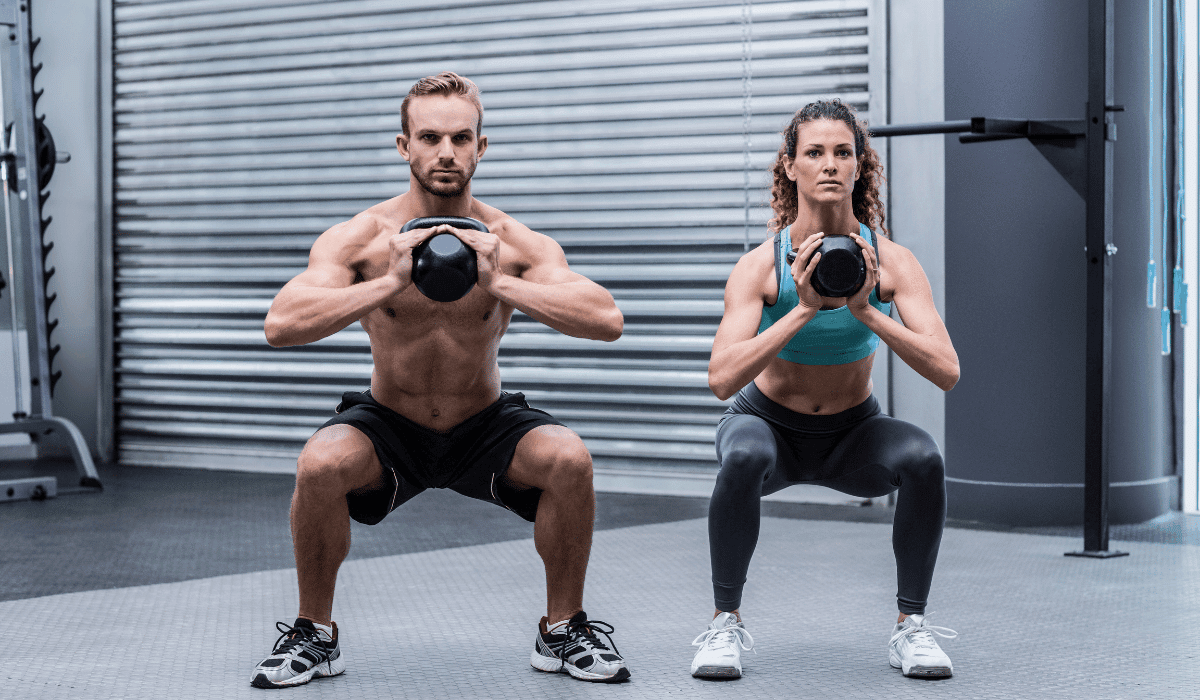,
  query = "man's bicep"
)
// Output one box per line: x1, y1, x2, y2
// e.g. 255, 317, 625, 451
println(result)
517, 231, 580, 285
285, 222, 363, 290
284, 258, 358, 291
